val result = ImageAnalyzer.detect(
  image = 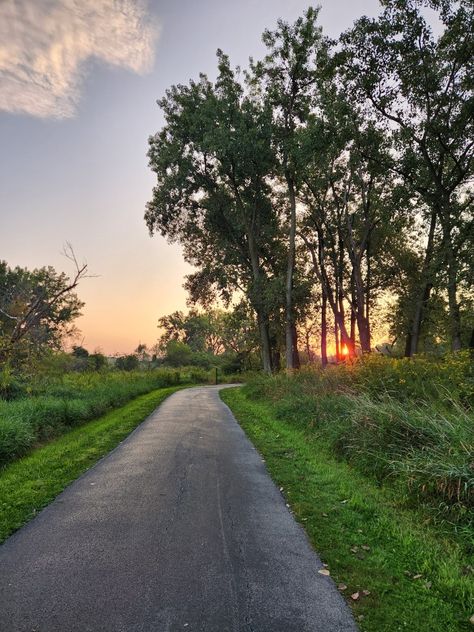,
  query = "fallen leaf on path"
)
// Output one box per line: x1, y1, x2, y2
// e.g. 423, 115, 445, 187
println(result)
351, 592, 360, 601
318, 569, 330, 576
337, 584, 347, 591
